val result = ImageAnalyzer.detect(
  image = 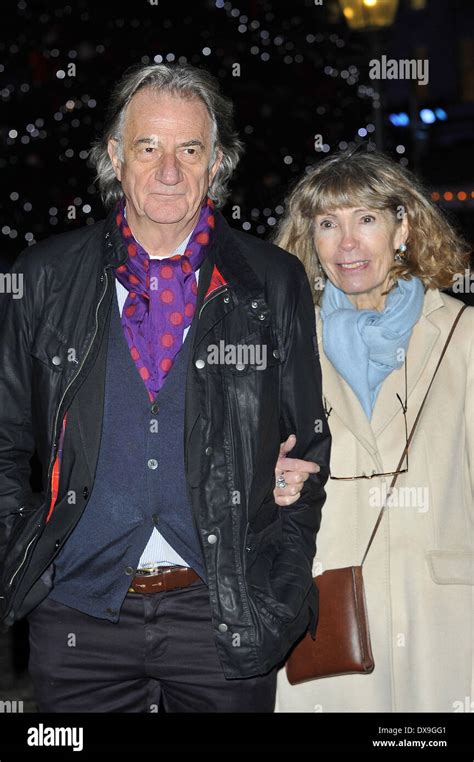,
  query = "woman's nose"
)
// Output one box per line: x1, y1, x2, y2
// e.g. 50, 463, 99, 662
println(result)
339, 229, 358, 250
